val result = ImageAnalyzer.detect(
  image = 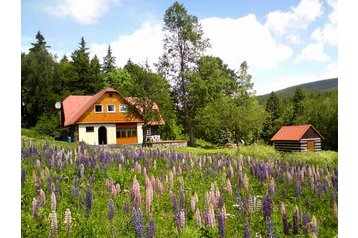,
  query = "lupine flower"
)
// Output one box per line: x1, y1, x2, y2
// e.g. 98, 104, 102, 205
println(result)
64, 208, 73, 233
177, 209, 186, 231
132, 207, 144, 238
123, 202, 129, 213
179, 187, 186, 212
255, 232, 262, 238
48, 210, 58, 238
263, 194, 272, 221
248, 195, 255, 213
39, 188, 46, 206
295, 181, 301, 197
293, 205, 299, 234
333, 201, 338, 218
268, 177, 275, 195
280, 202, 290, 235
36, 159, 41, 172
51, 192, 57, 212
171, 192, 178, 215
156, 178, 163, 195
131, 176, 142, 209
244, 220, 251, 238
266, 218, 274, 238
111, 183, 121, 196
191, 193, 199, 212
109, 199, 115, 221
226, 178, 233, 195
311, 216, 318, 236
195, 208, 202, 227
86, 187, 93, 216
32, 198, 39, 219
146, 218, 155, 238
218, 207, 226, 238
79, 163, 85, 178
146, 184, 153, 214
207, 204, 216, 227
302, 212, 310, 235
243, 174, 250, 191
